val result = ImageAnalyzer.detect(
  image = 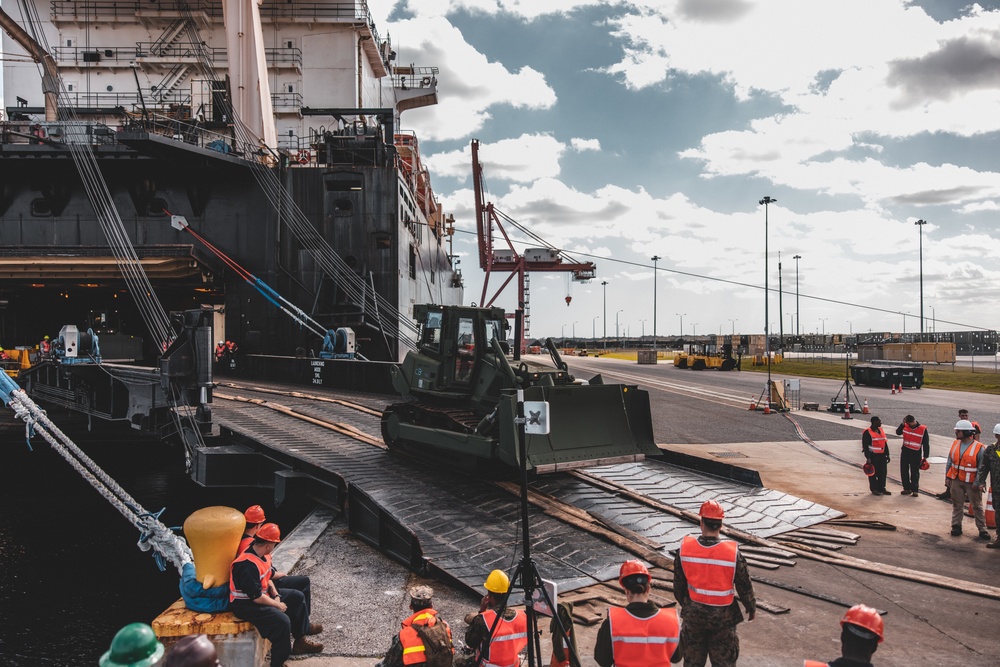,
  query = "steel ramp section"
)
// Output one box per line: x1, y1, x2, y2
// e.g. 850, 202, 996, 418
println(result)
566, 459, 843, 544
213, 403, 627, 594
